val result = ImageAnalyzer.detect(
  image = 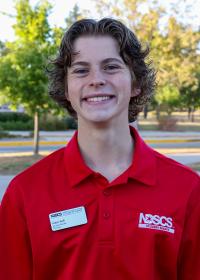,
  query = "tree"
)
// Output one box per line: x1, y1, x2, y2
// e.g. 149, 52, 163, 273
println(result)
93, 0, 200, 117
0, 0, 56, 154
180, 68, 200, 121
0, 1, 87, 154
155, 85, 180, 118
65, 4, 83, 27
